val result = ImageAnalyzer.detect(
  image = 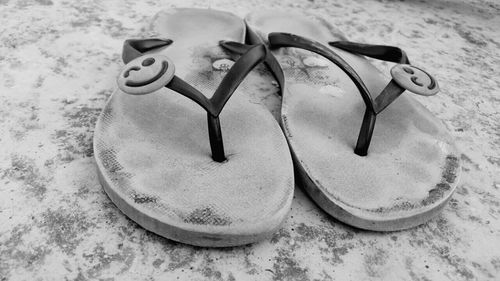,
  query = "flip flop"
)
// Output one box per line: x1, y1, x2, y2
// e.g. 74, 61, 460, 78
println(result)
222, 10, 460, 231
93, 8, 294, 247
